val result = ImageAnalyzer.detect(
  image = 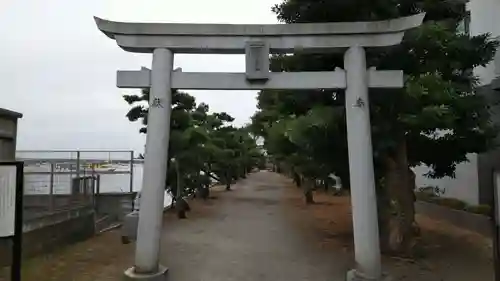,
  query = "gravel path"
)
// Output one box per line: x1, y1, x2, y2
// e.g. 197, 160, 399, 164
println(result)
159, 171, 349, 281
